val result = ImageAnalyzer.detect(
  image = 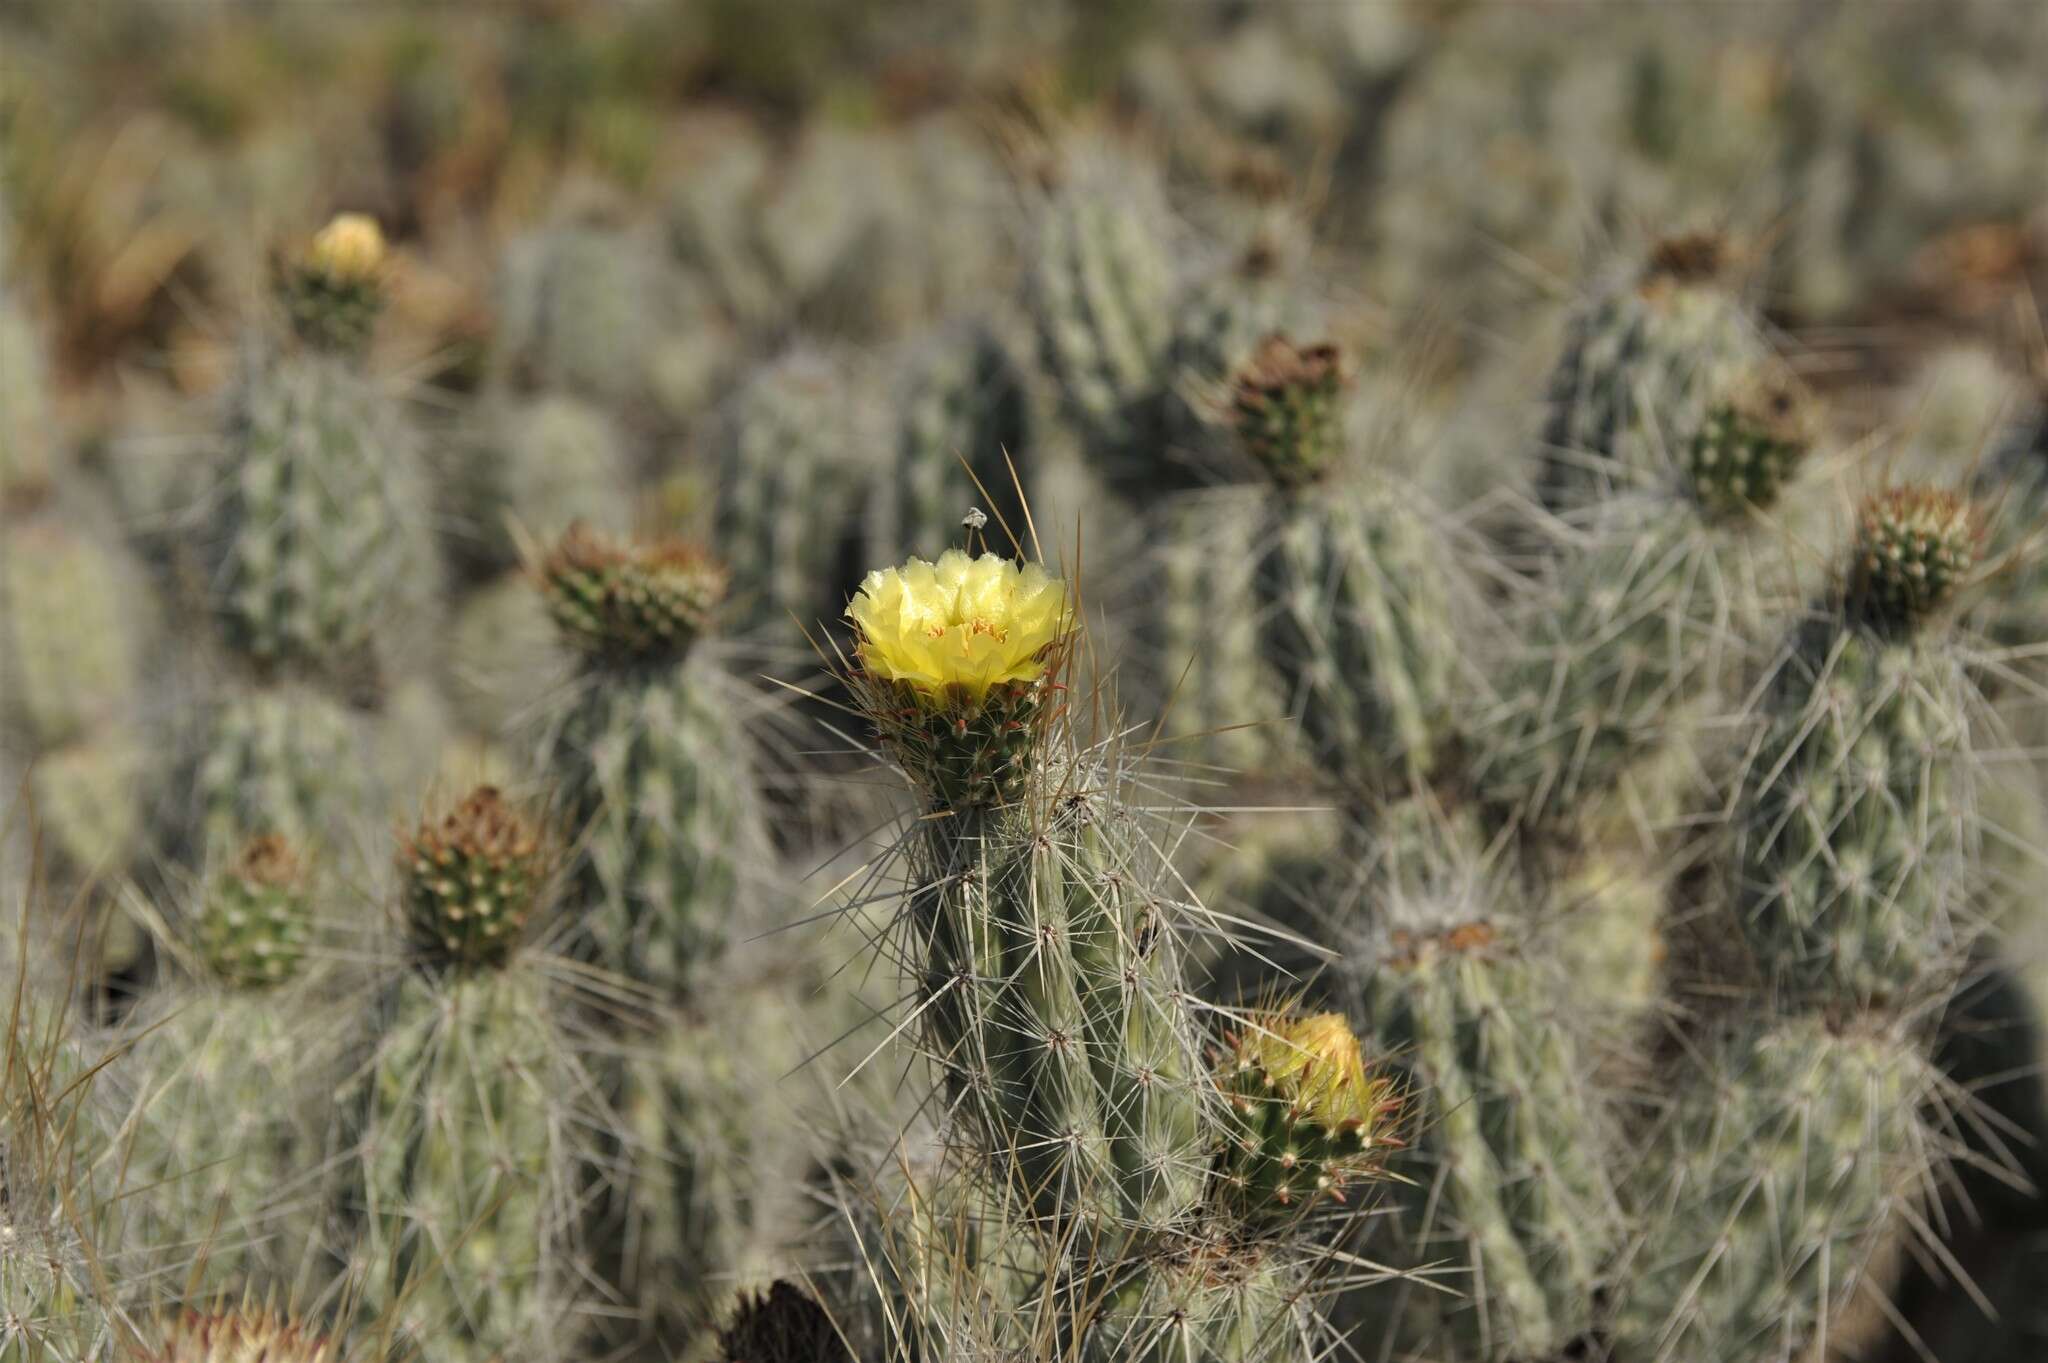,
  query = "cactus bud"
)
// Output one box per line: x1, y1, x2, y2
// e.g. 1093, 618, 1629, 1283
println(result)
1231, 335, 1348, 489
397, 786, 551, 972
1684, 364, 1815, 518
142, 1311, 340, 1363
282, 213, 387, 356
842, 551, 1072, 808
199, 834, 312, 989
1642, 229, 1727, 288
1848, 486, 1977, 629
717, 1281, 851, 1363
1214, 1010, 1401, 1227
537, 522, 728, 667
